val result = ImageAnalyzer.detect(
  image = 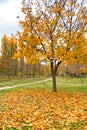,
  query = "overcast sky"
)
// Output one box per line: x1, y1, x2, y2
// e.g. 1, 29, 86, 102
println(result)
0, 0, 23, 46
